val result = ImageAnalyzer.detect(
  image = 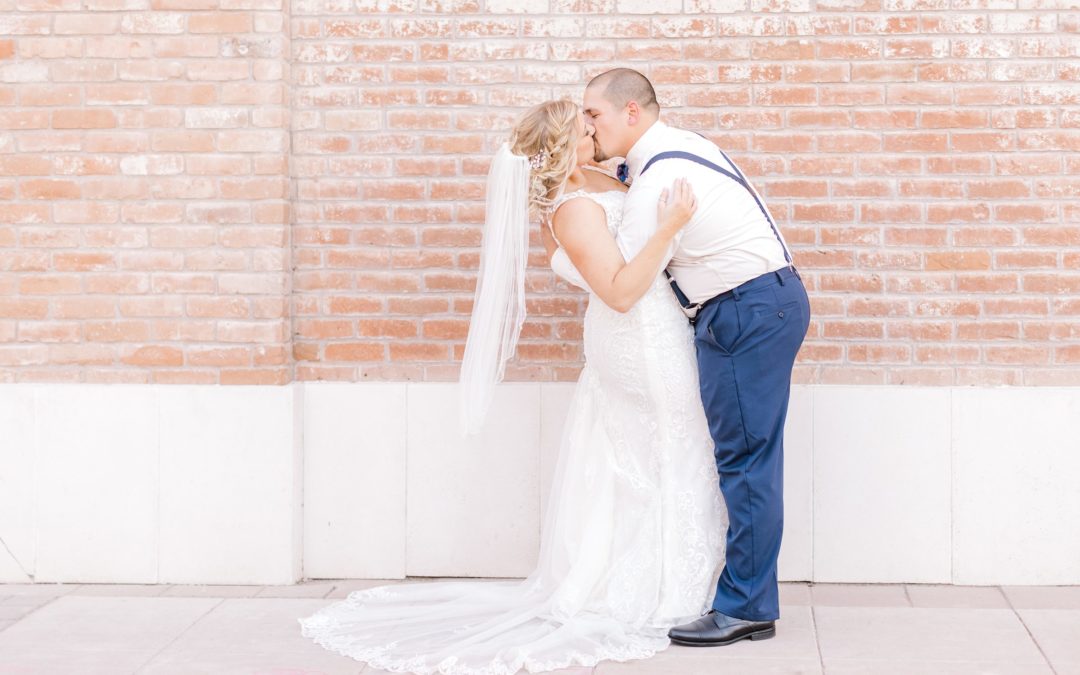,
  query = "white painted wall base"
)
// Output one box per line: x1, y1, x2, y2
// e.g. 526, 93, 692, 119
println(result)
1, 383, 1077, 586
0, 384, 303, 585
